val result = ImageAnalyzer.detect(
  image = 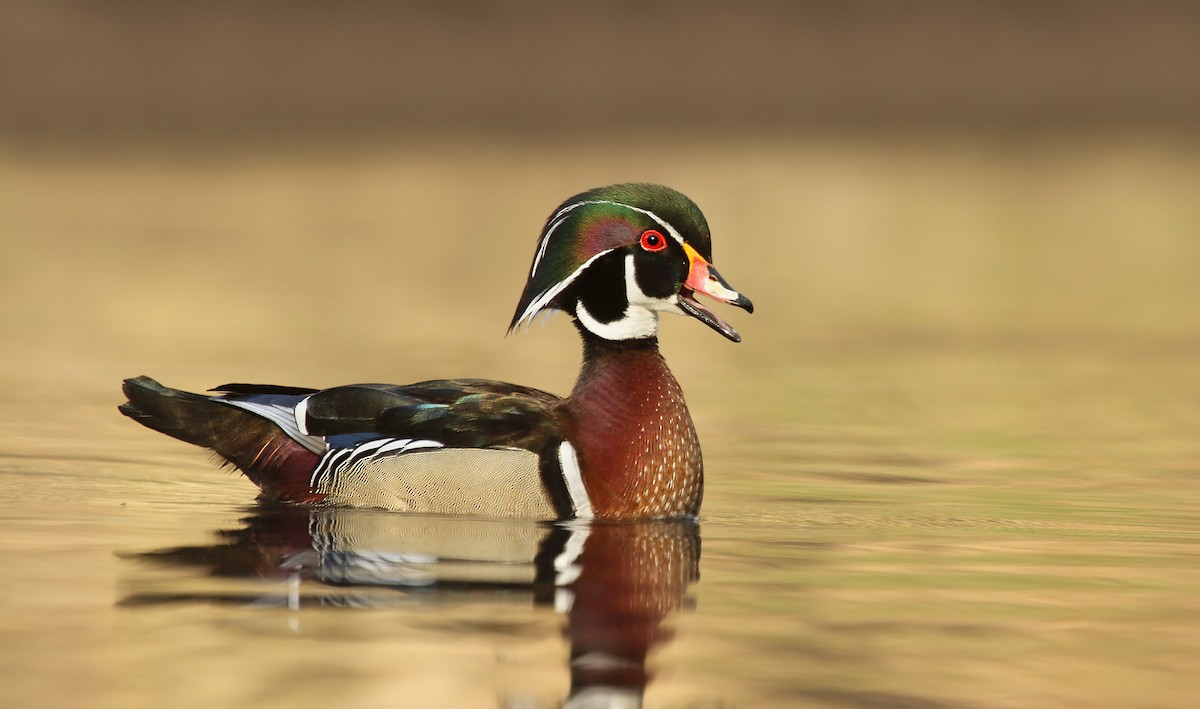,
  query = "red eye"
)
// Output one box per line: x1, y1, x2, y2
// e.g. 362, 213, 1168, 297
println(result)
639, 229, 667, 252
